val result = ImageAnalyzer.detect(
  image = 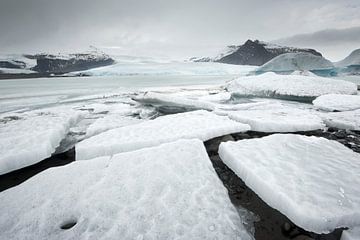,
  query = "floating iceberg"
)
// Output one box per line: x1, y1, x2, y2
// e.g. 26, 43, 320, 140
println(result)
341, 226, 360, 240
219, 134, 360, 233
0, 107, 82, 175
76, 110, 250, 160
133, 92, 215, 113
219, 104, 324, 132
322, 109, 360, 131
0, 139, 253, 240
313, 94, 360, 112
256, 52, 334, 74
226, 72, 358, 102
